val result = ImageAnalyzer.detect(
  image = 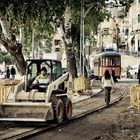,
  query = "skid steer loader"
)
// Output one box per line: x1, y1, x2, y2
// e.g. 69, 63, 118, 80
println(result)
0, 59, 73, 123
